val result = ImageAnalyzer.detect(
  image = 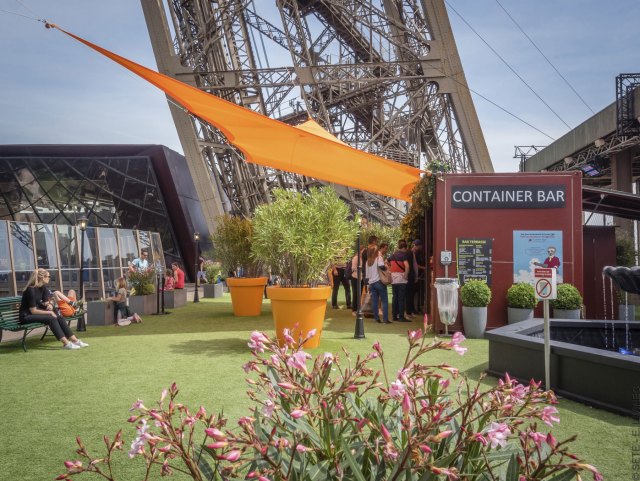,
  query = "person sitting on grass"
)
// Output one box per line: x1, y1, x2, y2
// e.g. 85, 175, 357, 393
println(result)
107, 277, 142, 327
19, 269, 88, 350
